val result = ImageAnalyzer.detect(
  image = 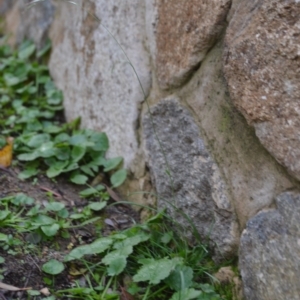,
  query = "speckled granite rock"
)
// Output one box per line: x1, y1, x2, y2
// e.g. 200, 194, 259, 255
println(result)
224, 0, 300, 180
143, 98, 239, 260
239, 191, 300, 300
154, 0, 231, 89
